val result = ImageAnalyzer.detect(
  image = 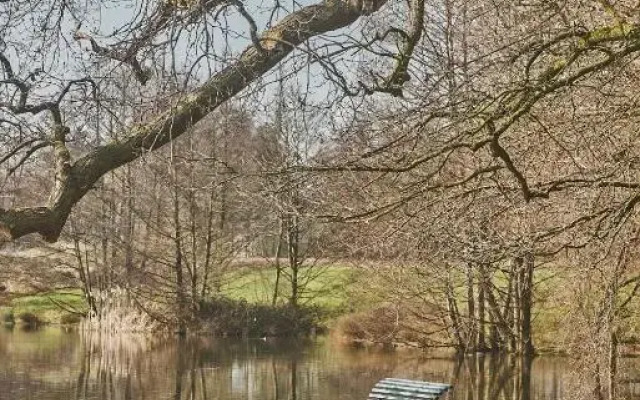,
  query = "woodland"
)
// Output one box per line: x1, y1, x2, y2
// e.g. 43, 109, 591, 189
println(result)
2, 0, 640, 398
